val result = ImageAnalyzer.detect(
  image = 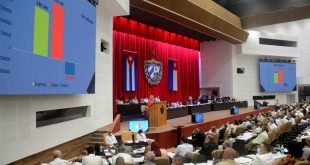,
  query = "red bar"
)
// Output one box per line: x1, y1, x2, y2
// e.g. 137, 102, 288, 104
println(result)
51, 2, 64, 60
278, 69, 283, 84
